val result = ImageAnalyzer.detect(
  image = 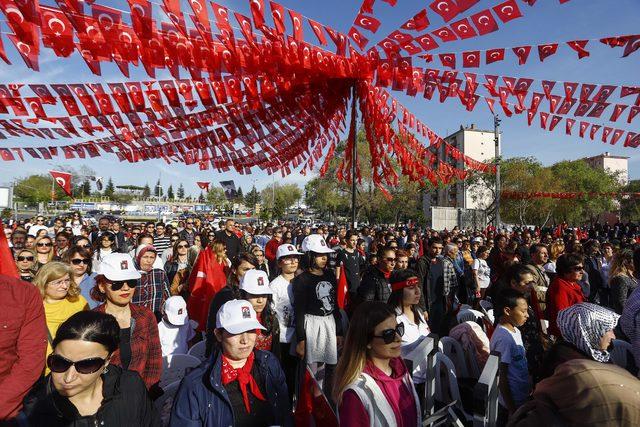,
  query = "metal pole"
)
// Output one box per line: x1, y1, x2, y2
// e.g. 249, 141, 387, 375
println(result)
350, 83, 357, 230
494, 114, 501, 229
